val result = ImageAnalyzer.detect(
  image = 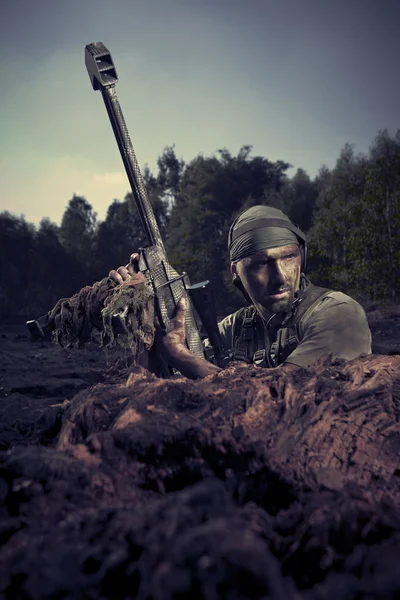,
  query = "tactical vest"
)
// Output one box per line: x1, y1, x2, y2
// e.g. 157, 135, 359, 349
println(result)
231, 280, 332, 368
